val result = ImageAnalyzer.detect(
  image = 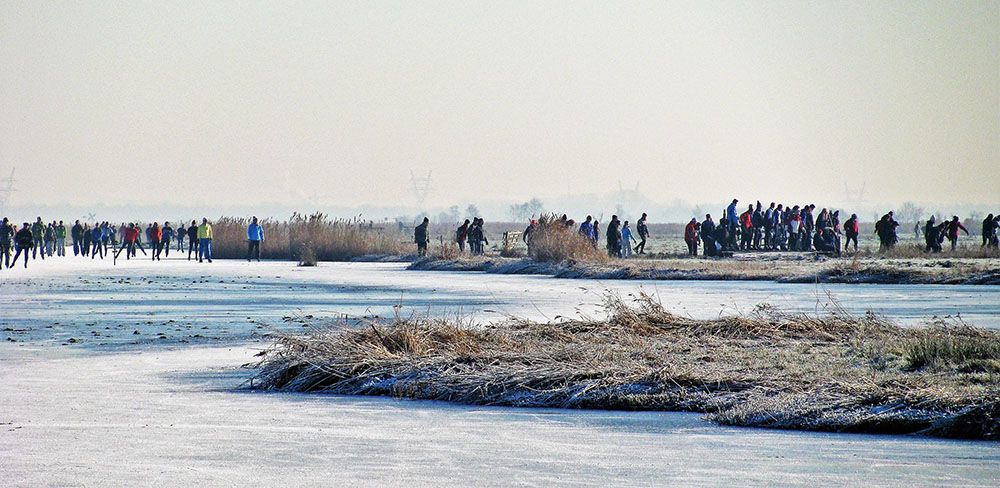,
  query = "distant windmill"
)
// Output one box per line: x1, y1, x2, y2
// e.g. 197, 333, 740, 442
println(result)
409, 170, 432, 211
0, 168, 14, 217
82, 212, 97, 222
